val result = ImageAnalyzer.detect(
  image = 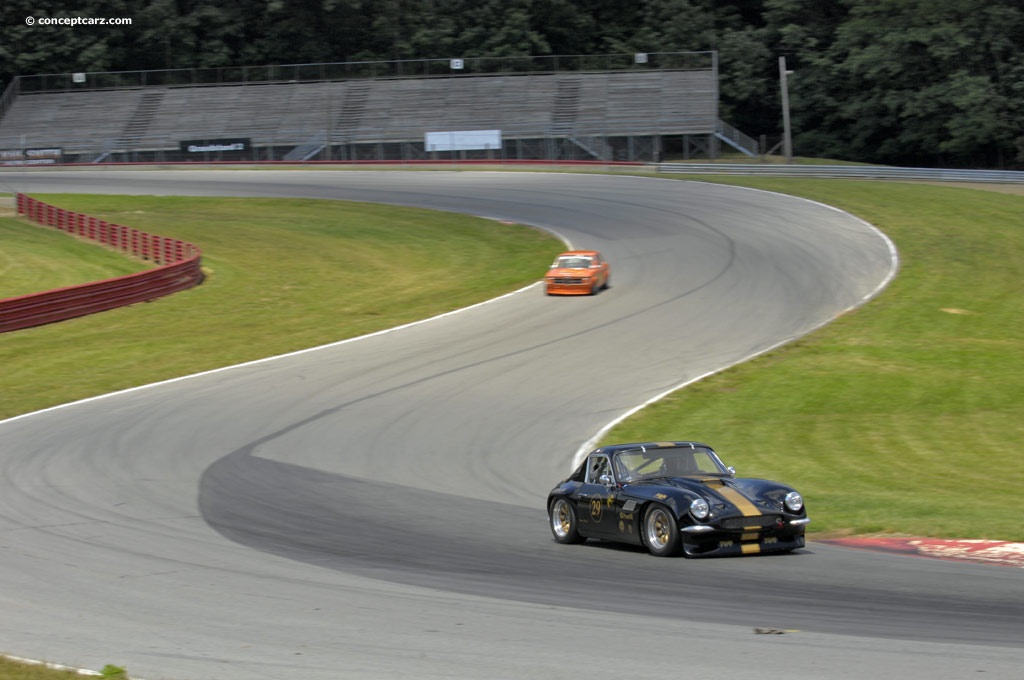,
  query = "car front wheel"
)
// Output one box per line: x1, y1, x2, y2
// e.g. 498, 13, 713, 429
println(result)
643, 503, 681, 557
549, 498, 584, 544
